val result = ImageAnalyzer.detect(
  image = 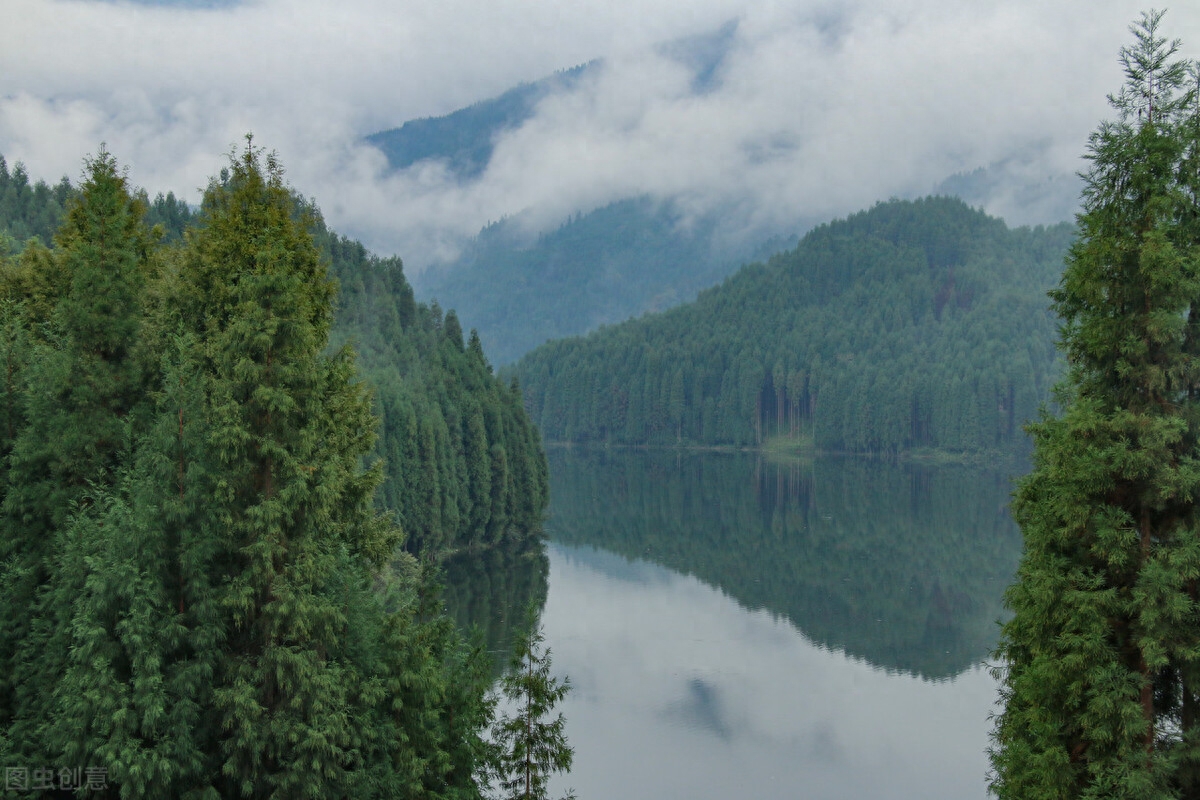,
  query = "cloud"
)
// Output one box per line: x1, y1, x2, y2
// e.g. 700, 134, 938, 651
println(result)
3, 0, 1199, 269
